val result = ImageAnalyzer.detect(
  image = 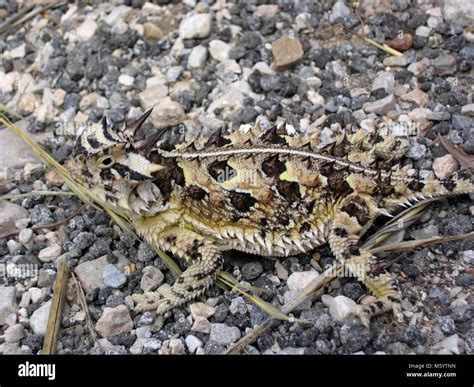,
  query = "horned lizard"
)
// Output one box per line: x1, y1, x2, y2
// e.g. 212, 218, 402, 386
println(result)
65, 109, 473, 327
